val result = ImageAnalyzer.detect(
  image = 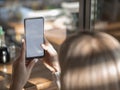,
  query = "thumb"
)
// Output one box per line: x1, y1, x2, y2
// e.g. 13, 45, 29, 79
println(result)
27, 59, 38, 72
20, 39, 25, 63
